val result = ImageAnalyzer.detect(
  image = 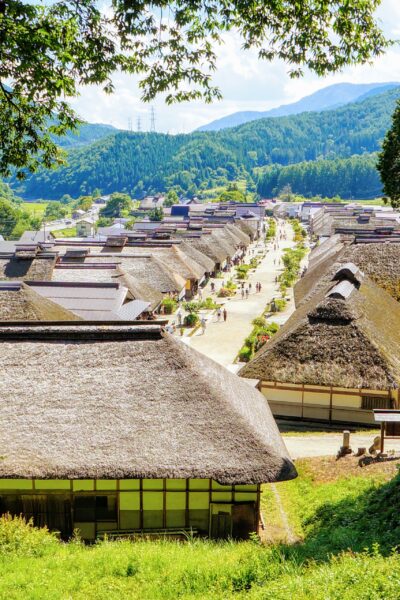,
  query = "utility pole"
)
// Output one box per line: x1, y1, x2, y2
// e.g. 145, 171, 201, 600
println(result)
128, 117, 132, 132
150, 106, 156, 132
137, 116, 142, 132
